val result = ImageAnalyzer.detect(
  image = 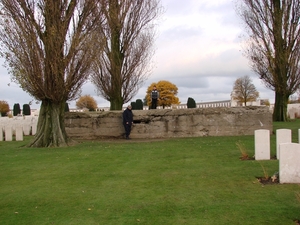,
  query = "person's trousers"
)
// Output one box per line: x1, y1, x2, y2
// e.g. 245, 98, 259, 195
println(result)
124, 124, 132, 138
151, 98, 157, 109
